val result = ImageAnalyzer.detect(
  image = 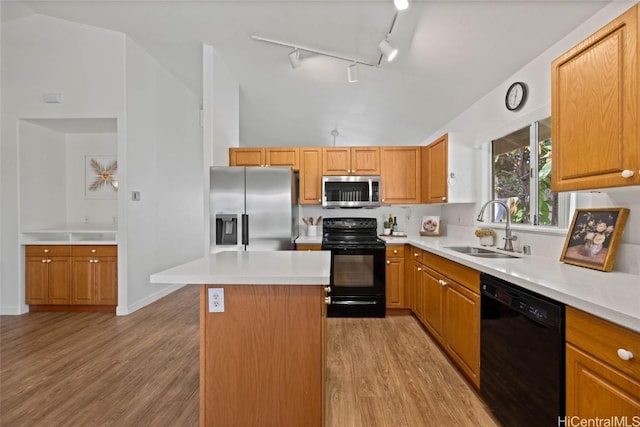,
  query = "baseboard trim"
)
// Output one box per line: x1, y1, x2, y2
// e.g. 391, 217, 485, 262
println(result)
117, 283, 186, 316
0, 305, 30, 315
